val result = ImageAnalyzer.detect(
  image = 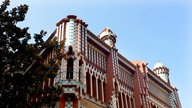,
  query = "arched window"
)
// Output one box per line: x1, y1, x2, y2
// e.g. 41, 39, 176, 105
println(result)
66, 46, 74, 80
67, 57, 73, 79
79, 56, 83, 82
